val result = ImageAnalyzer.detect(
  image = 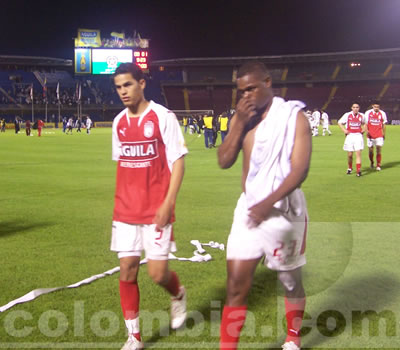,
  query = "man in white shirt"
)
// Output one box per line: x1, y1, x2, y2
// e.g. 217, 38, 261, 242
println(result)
320, 109, 332, 136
